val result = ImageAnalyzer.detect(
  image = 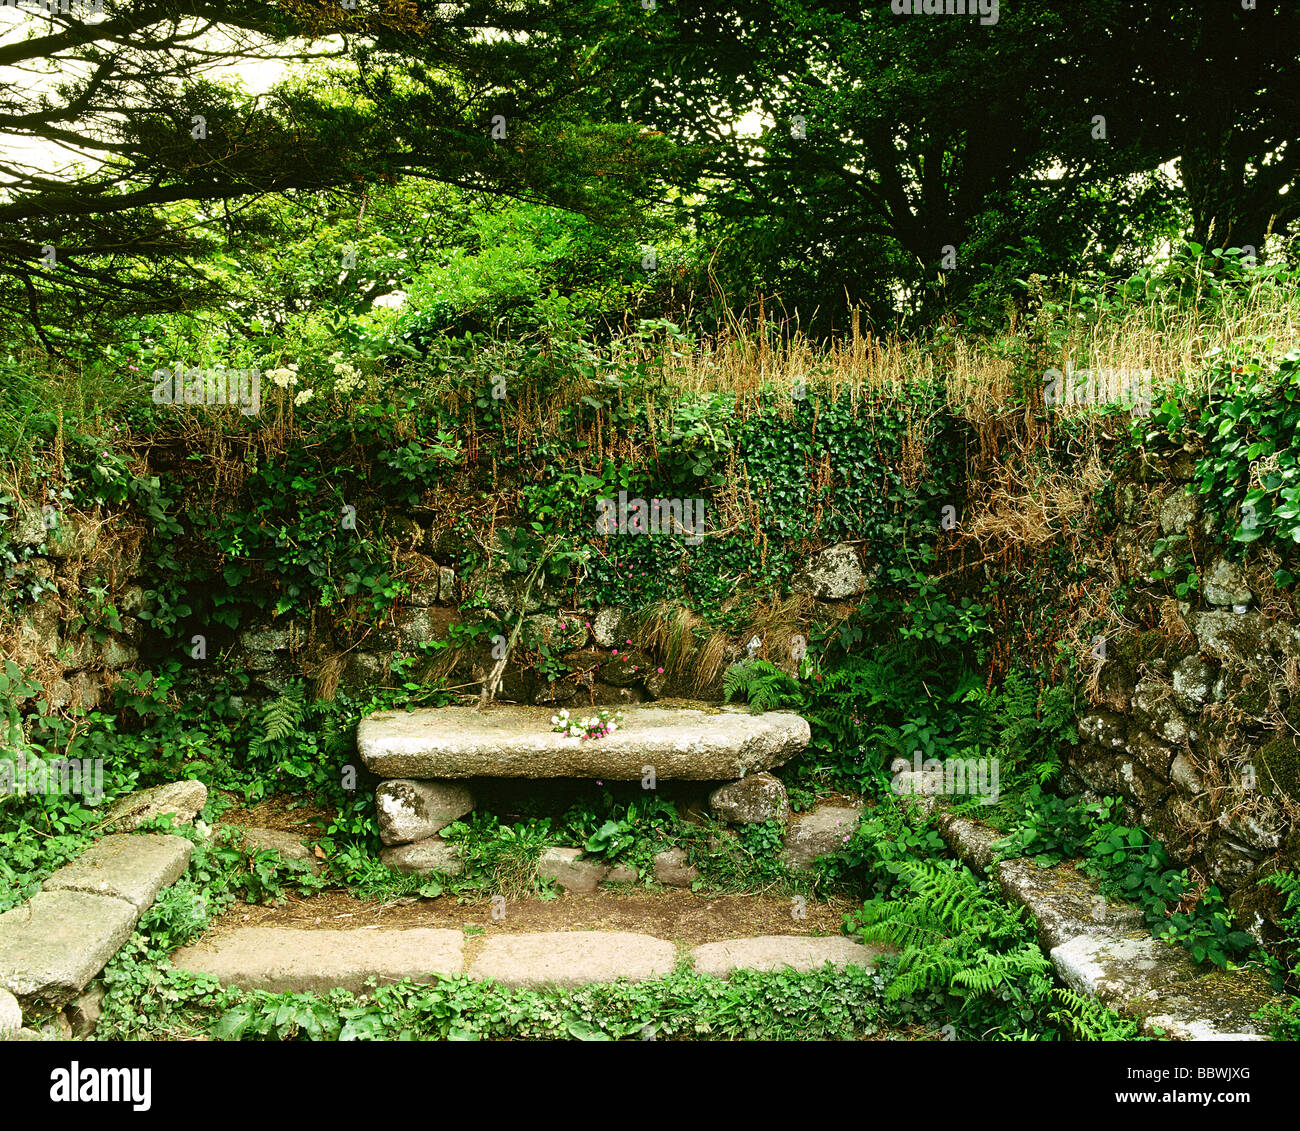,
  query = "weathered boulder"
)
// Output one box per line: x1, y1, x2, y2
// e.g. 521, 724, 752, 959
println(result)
379, 836, 463, 876
781, 805, 861, 870
1158, 488, 1200, 536
709, 773, 789, 824
240, 828, 323, 874
538, 846, 608, 892
375, 780, 474, 846
239, 621, 307, 653
1201, 557, 1252, 608
104, 780, 207, 832
591, 607, 628, 648
357, 703, 810, 780
0, 987, 21, 1035
791, 543, 870, 600
67, 983, 106, 1038
652, 847, 699, 887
